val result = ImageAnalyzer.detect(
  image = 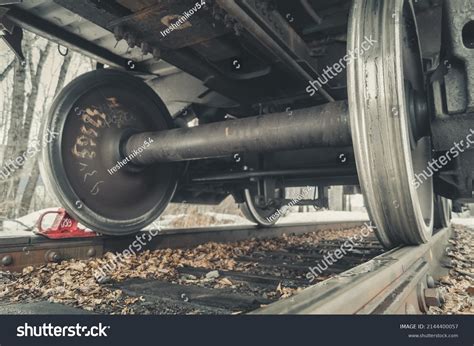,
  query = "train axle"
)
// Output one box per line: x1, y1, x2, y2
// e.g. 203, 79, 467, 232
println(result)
124, 101, 350, 165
